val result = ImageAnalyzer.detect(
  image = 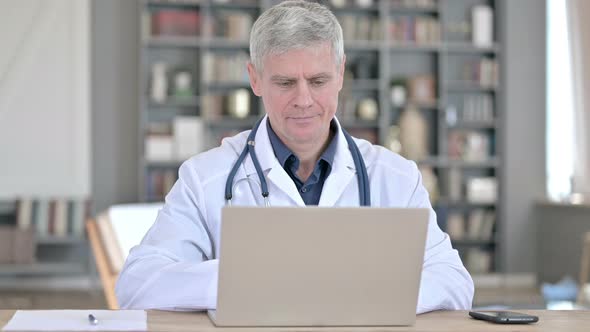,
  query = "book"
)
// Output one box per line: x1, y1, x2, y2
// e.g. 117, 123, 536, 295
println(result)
151, 9, 200, 37
163, 171, 177, 197
16, 198, 33, 231
467, 209, 486, 240
0, 226, 13, 263
466, 177, 497, 203
480, 211, 496, 241
408, 74, 436, 104
145, 135, 175, 162
35, 200, 49, 237
173, 116, 205, 160
446, 213, 465, 240
465, 248, 492, 273
70, 199, 86, 237
54, 200, 68, 237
